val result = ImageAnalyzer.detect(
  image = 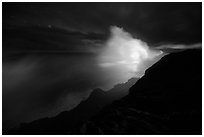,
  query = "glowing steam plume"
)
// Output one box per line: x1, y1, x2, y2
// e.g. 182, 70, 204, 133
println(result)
98, 26, 164, 85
